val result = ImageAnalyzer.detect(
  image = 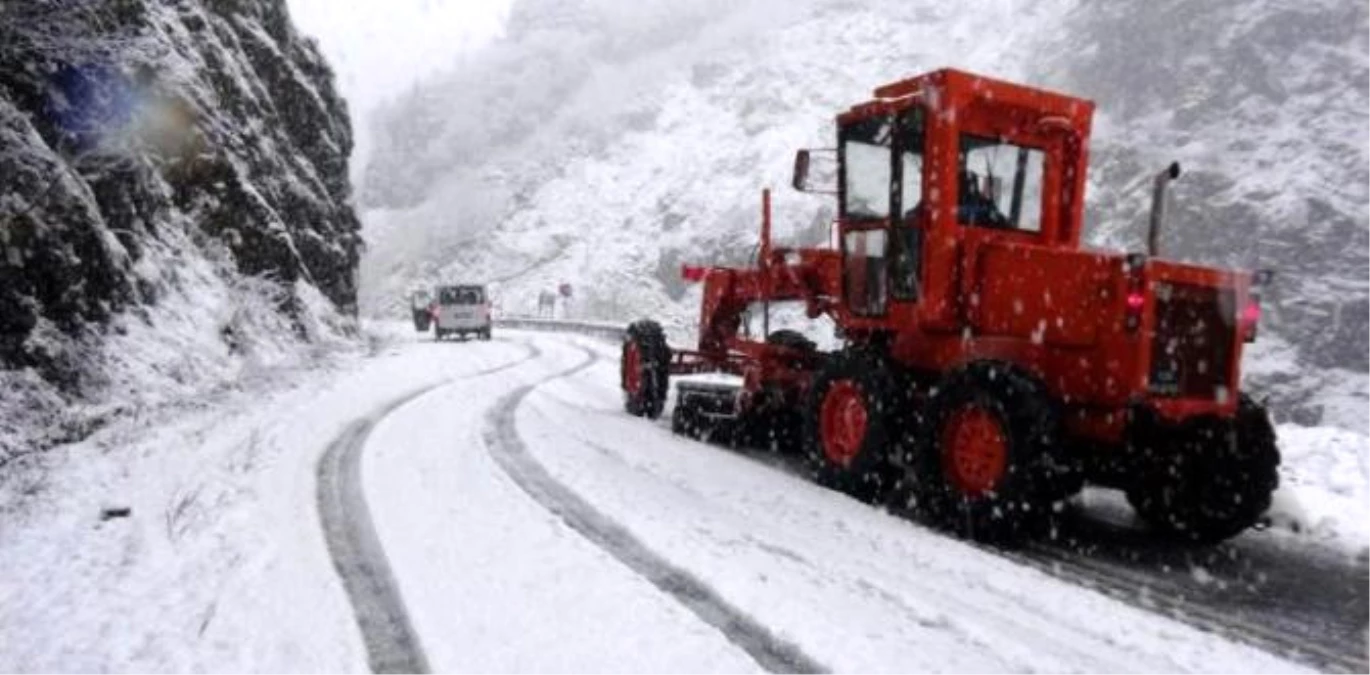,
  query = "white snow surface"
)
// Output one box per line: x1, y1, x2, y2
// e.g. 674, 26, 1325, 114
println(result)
1265, 424, 1370, 556
0, 326, 1343, 671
